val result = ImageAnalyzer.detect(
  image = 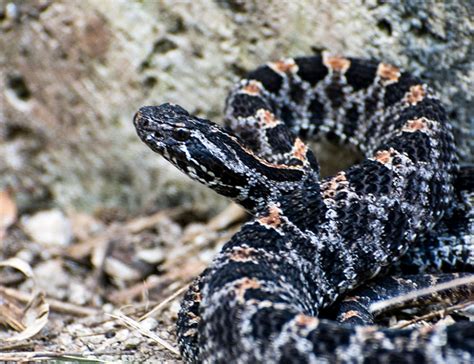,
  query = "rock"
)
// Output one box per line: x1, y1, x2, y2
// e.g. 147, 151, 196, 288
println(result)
31, 259, 69, 299
136, 247, 165, 264
0, 0, 471, 214
21, 209, 73, 246
141, 317, 158, 331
